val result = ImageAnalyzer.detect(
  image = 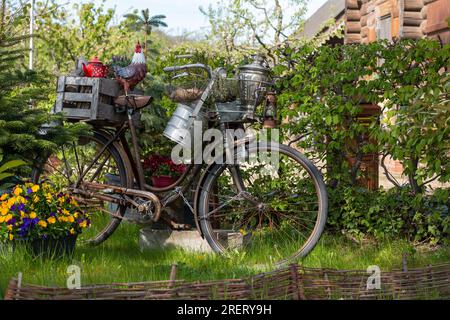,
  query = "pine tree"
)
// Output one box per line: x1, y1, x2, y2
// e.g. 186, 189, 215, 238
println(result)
0, 1, 82, 168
